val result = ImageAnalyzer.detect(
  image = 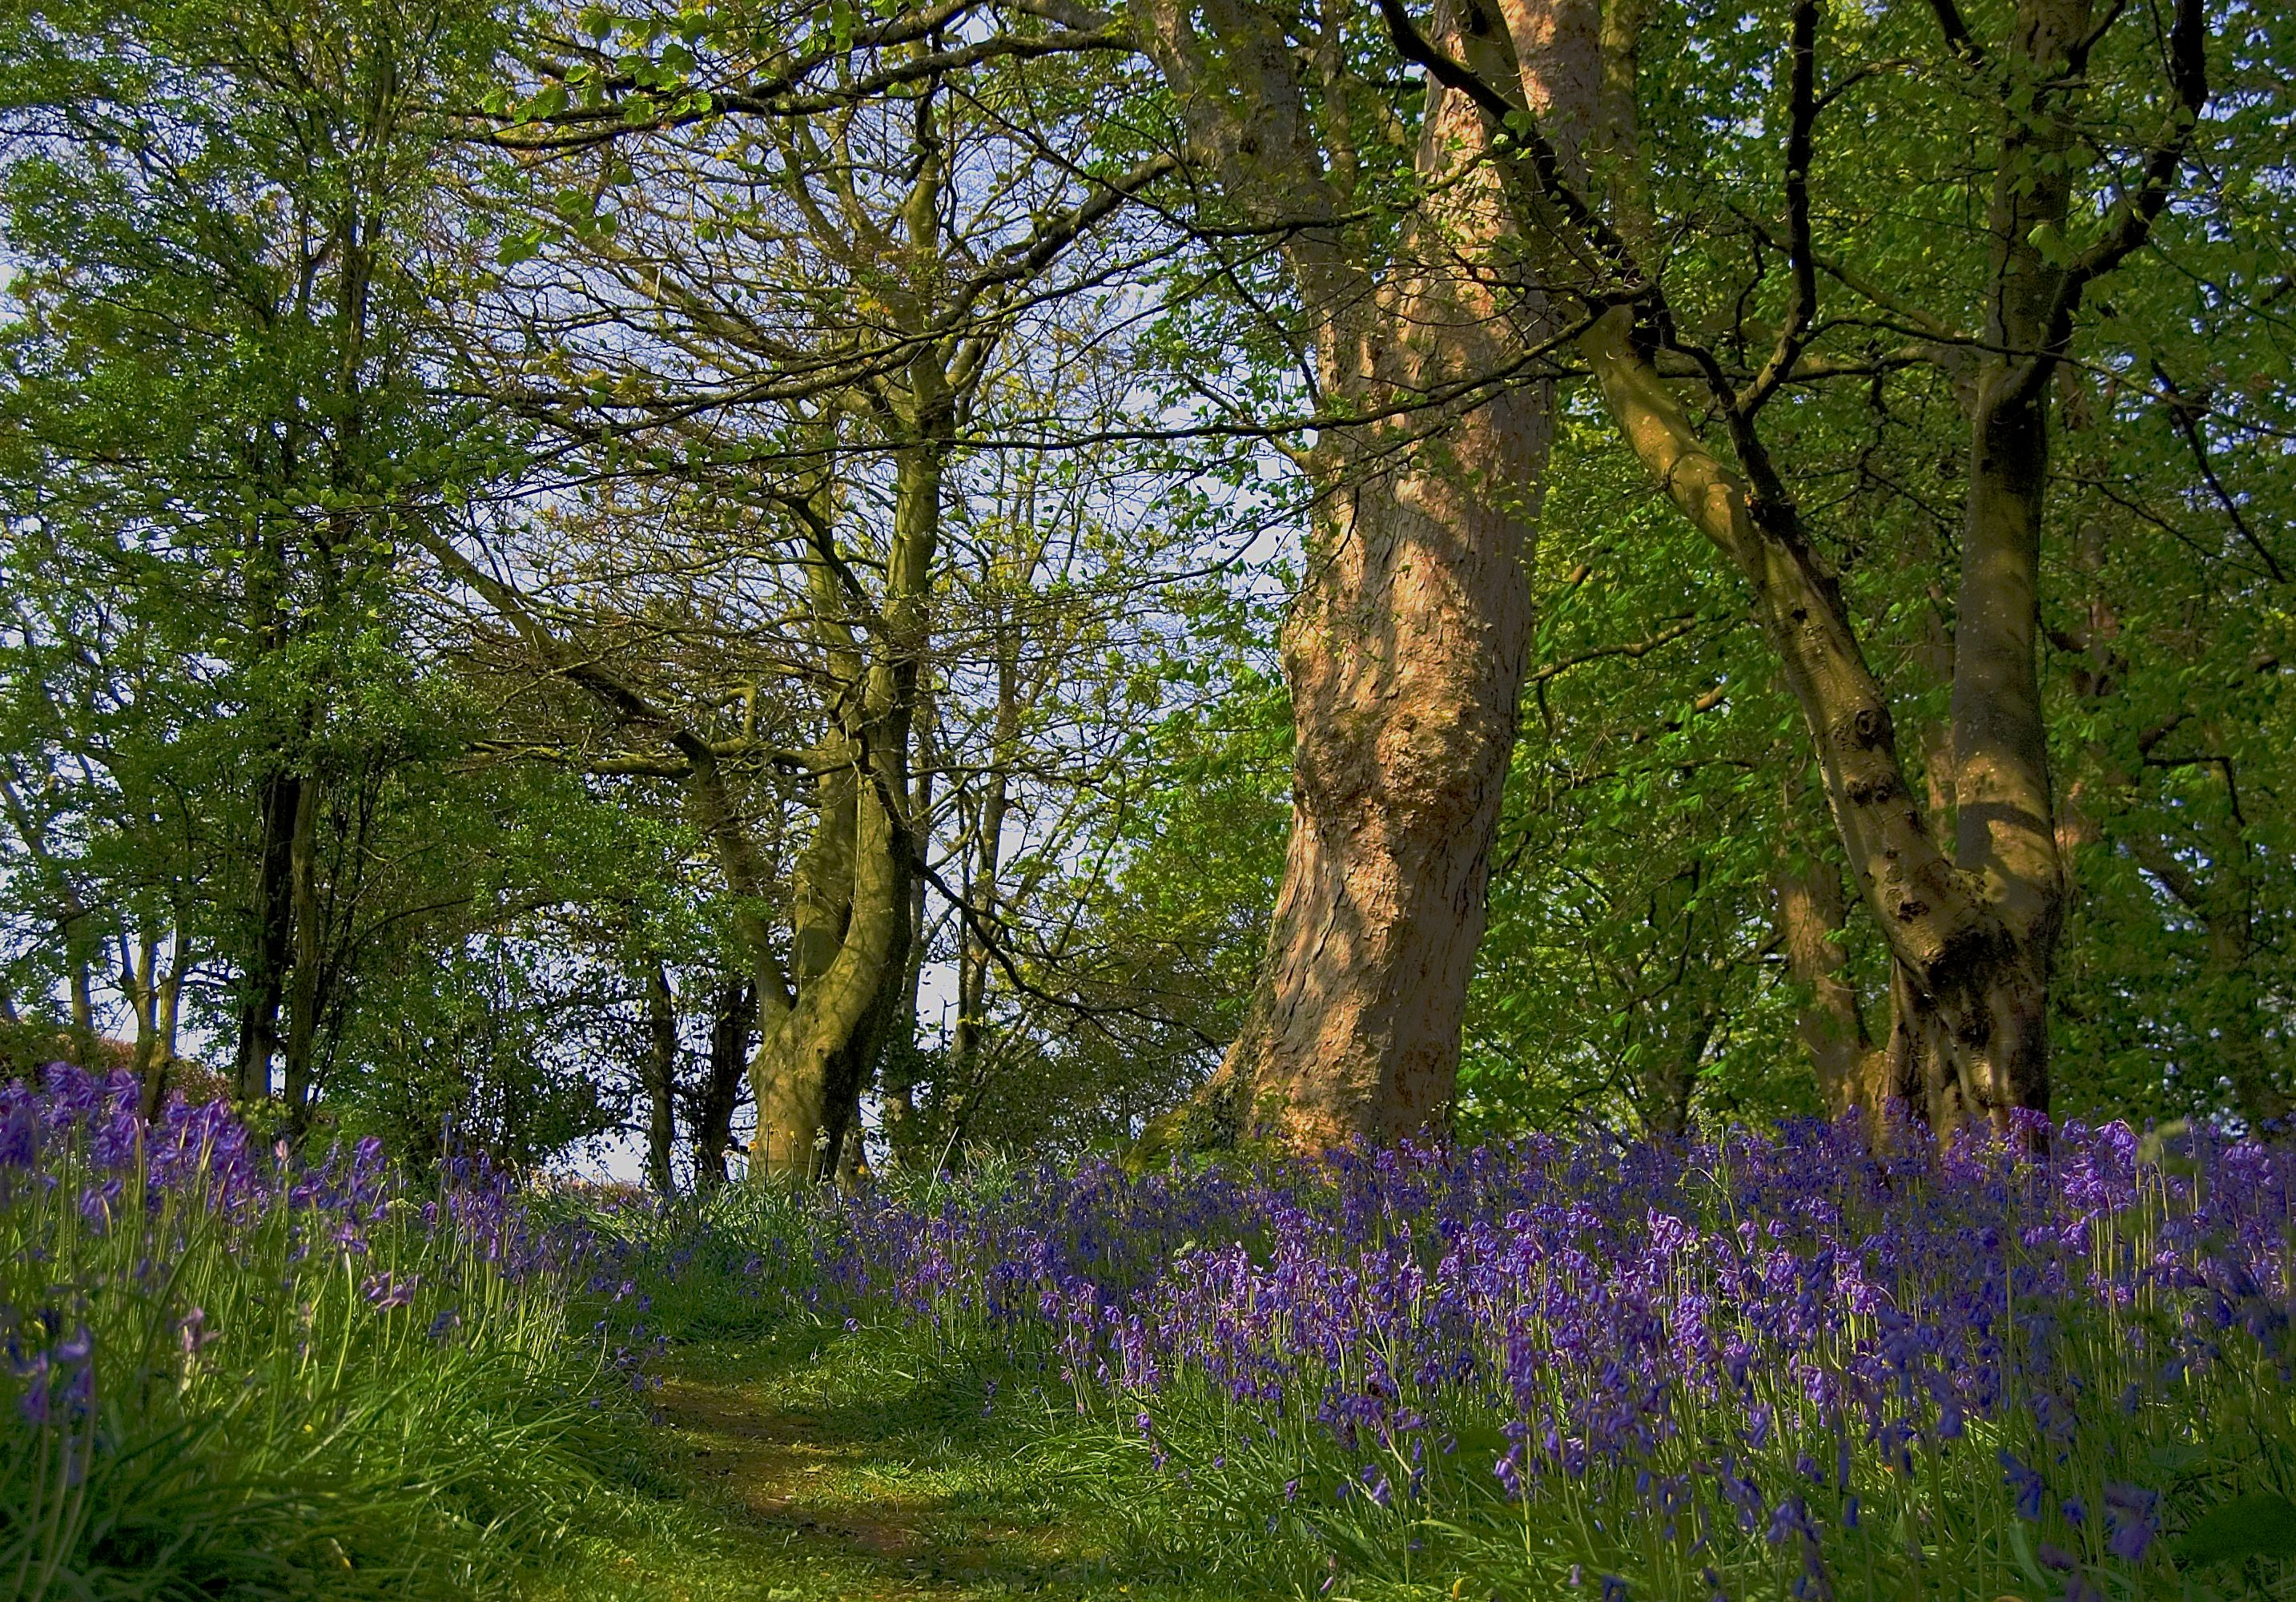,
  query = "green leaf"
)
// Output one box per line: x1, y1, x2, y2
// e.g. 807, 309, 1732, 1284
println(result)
2176, 1492, 2296, 1565
2004, 1519, 2051, 1588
